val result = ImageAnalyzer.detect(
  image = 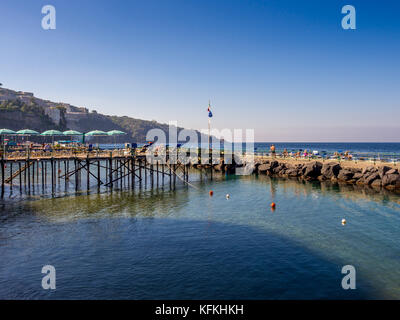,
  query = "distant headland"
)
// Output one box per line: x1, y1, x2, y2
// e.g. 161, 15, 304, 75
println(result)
0, 86, 204, 143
